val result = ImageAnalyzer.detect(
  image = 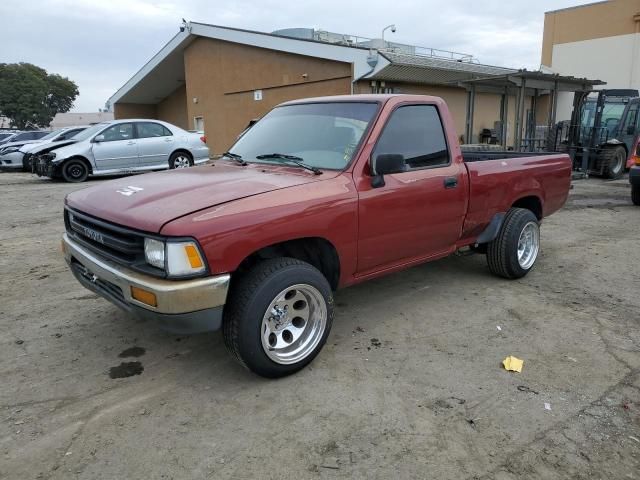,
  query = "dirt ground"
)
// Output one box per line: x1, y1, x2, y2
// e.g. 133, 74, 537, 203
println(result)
1, 170, 639, 480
